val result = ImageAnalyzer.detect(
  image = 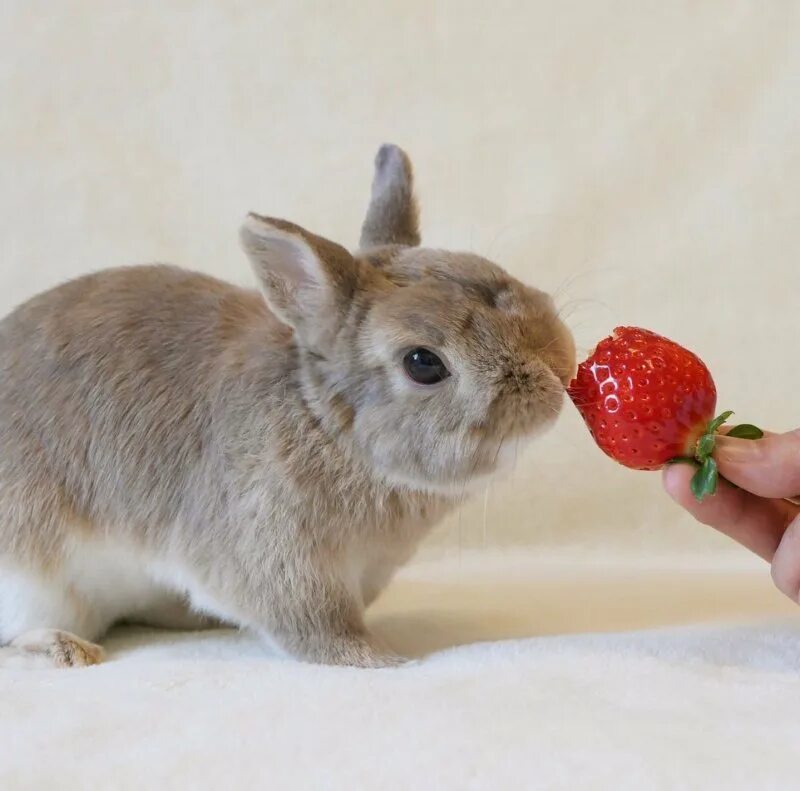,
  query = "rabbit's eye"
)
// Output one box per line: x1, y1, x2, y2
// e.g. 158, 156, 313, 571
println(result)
403, 348, 450, 385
